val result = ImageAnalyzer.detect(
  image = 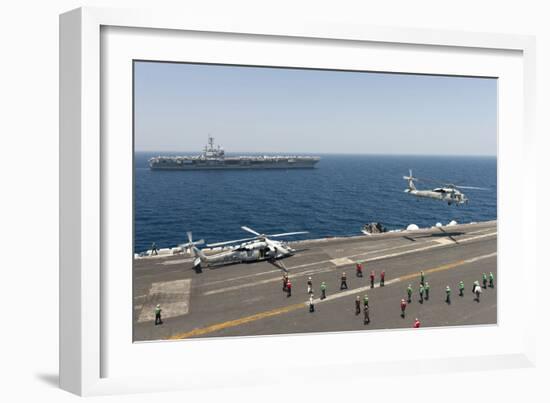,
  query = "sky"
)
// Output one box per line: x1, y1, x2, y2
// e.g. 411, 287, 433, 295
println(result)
134, 61, 497, 156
